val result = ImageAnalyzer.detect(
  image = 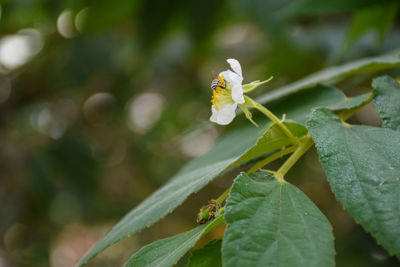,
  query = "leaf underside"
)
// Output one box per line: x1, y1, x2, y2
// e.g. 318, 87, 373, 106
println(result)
222, 172, 335, 267
307, 108, 400, 257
